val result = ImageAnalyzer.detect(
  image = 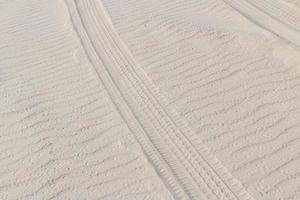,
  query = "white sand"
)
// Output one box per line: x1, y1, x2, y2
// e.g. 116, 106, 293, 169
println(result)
1, 0, 300, 199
